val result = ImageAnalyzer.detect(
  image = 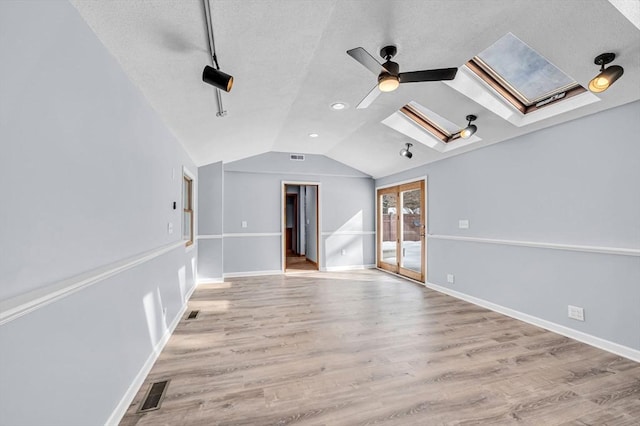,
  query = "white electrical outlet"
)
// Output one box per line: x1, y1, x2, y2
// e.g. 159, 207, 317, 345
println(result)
341, 249, 347, 255
458, 219, 469, 229
568, 305, 585, 321
167, 222, 173, 234
241, 221, 247, 228
447, 274, 455, 284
